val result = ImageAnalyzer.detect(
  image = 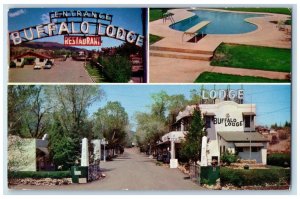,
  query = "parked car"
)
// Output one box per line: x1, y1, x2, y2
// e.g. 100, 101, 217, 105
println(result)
44, 60, 53, 69
34, 65, 42, 70
162, 151, 171, 164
